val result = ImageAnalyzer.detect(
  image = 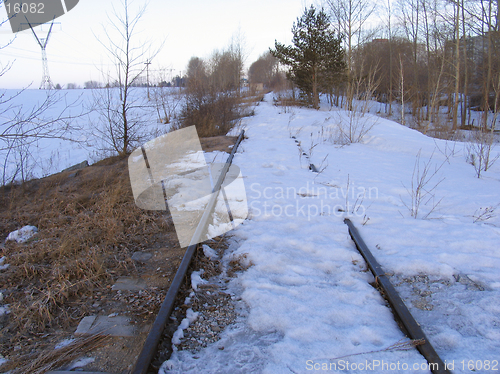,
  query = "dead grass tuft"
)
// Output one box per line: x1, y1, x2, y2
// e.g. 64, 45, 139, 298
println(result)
5, 333, 110, 374
191, 236, 229, 280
